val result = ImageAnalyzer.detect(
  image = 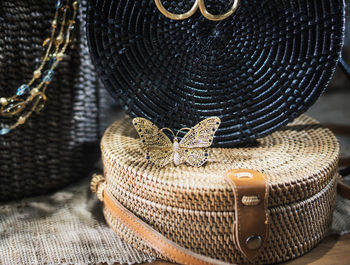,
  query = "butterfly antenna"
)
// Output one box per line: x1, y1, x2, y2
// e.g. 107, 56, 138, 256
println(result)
176, 128, 191, 138
160, 127, 176, 139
